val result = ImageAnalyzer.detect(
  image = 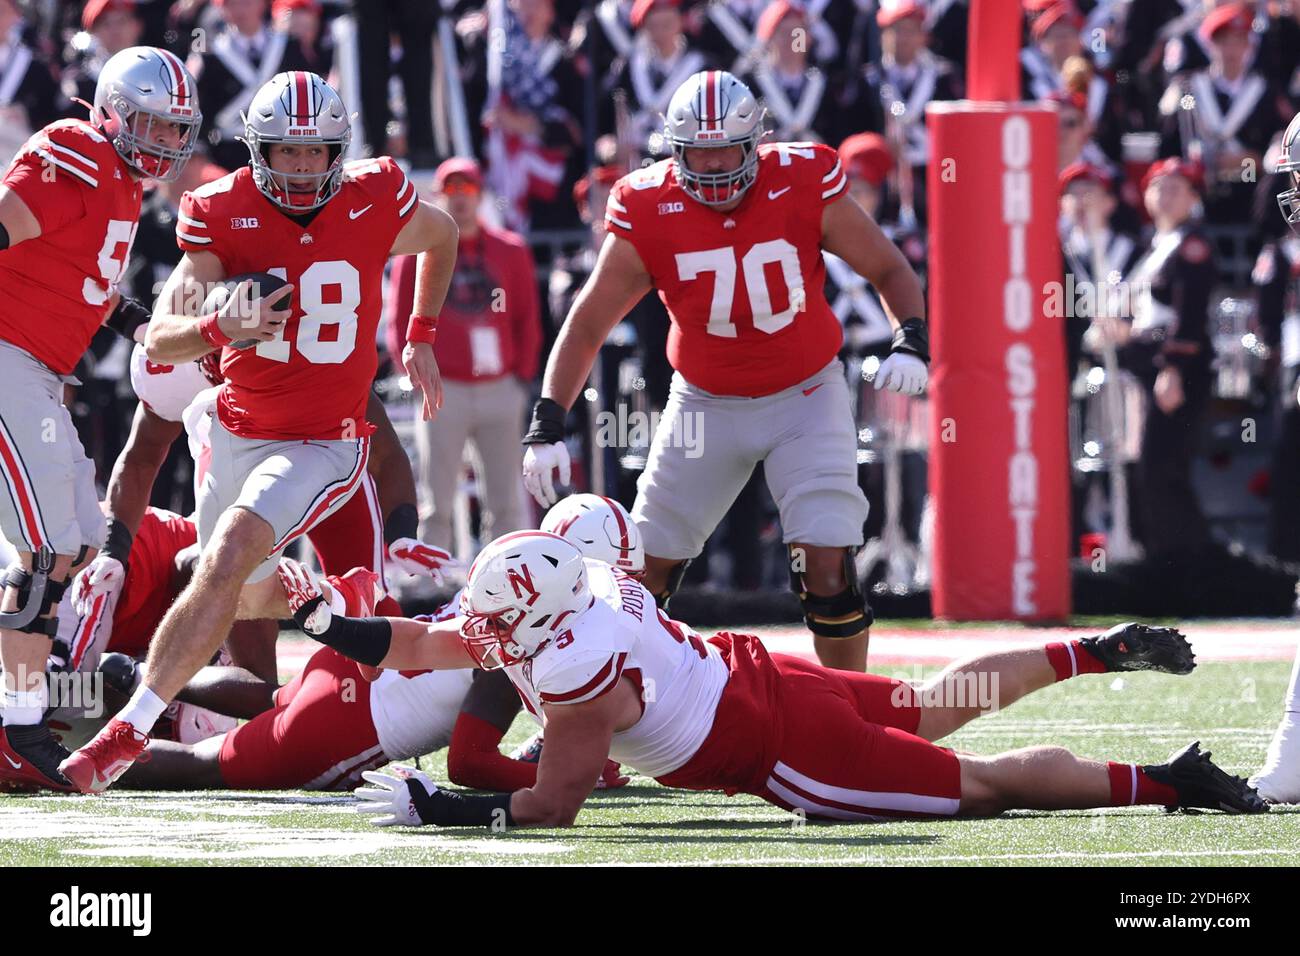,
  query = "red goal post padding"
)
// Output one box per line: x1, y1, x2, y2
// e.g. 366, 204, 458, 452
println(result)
923, 65, 1071, 618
